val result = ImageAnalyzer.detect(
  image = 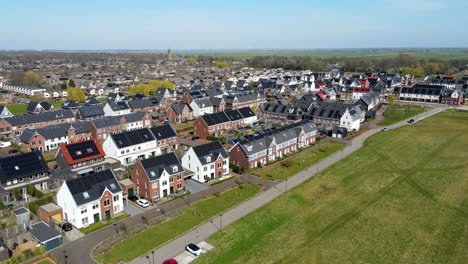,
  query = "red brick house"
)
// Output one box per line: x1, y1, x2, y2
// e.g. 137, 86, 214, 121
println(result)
130, 152, 185, 202
193, 108, 257, 137
440, 90, 464, 105
90, 112, 151, 141
167, 103, 193, 123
